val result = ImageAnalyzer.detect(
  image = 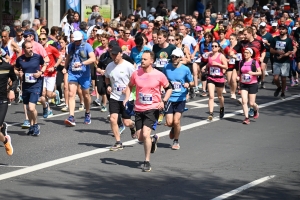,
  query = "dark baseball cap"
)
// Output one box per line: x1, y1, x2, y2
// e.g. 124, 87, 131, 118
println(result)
110, 46, 122, 54
279, 24, 288, 29
108, 40, 119, 47
23, 29, 35, 36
